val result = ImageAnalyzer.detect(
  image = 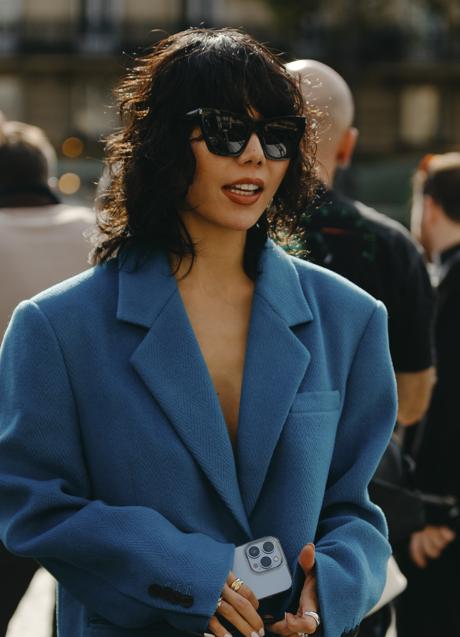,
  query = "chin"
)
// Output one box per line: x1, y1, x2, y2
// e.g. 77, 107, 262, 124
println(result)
219, 214, 263, 233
